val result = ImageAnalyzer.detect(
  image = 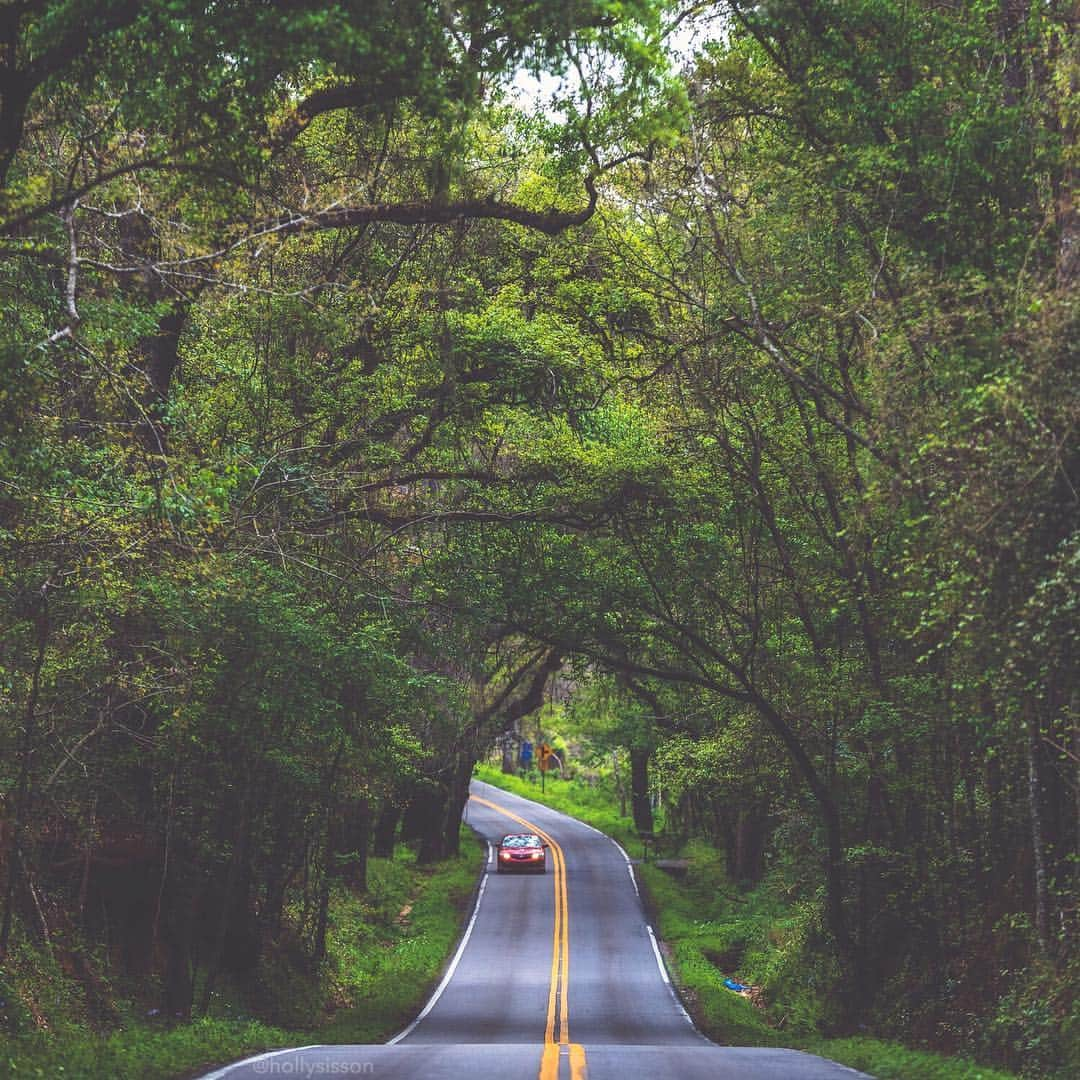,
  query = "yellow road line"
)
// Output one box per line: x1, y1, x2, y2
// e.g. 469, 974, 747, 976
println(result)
561, 845, 570, 1040
539, 1041, 587, 1080
569, 1043, 588, 1080
539, 1042, 560, 1080
546, 833, 561, 1043
469, 794, 585, 1080
470, 795, 565, 1039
